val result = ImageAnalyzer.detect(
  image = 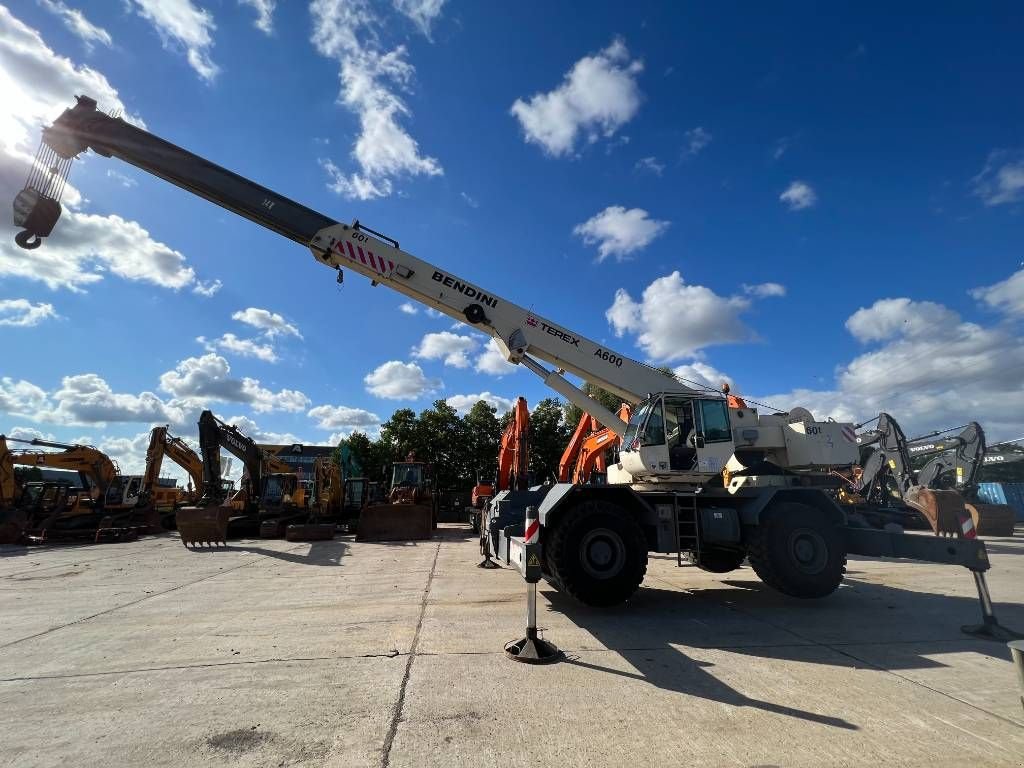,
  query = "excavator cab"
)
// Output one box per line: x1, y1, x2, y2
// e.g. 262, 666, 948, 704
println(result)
258, 472, 306, 537
355, 458, 436, 542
